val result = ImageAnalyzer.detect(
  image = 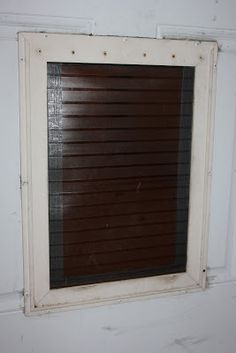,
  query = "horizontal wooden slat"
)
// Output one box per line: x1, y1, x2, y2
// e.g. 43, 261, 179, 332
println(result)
51, 226, 187, 246
52, 237, 186, 258
58, 76, 185, 90
51, 264, 186, 287
49, 176, 185, 194
51, 244, 183, 269
60, 90, 192, 103
50, 210, 188, 238
50, 212, 188, 234
60, 103, 193, 116
49, 164, 189, 182
49, 128, 191, 143
50, 140, 190, 156
50, 201, 188, 221
60, 64, 185, 78
52, 256, 184, 278
49, 152, 190, 169
51, 232, 186, 251
48, 116, 192, 130
50, 187, 189, 207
